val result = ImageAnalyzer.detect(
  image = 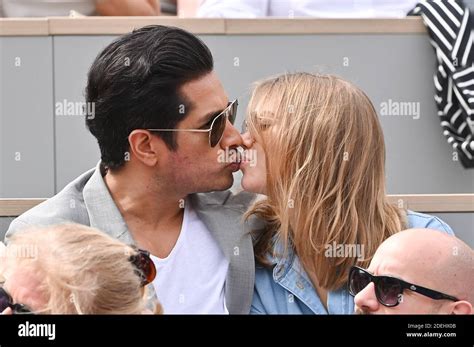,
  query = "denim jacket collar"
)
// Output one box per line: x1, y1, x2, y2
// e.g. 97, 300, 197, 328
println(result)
267, 238, 355, 314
